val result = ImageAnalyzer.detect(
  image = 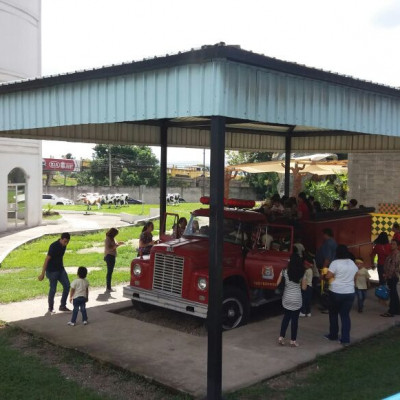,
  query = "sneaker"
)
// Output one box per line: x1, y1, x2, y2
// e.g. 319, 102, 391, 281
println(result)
83, 321, 88, 325
106, 288, 116, 292
299, 312, 306, 317
48, 309, 55, 314
59, 306, 71, 312
67, 322, 75, 326
324, 334, 338, 341
306, 313, 312, 317
290, 340, 299, 347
